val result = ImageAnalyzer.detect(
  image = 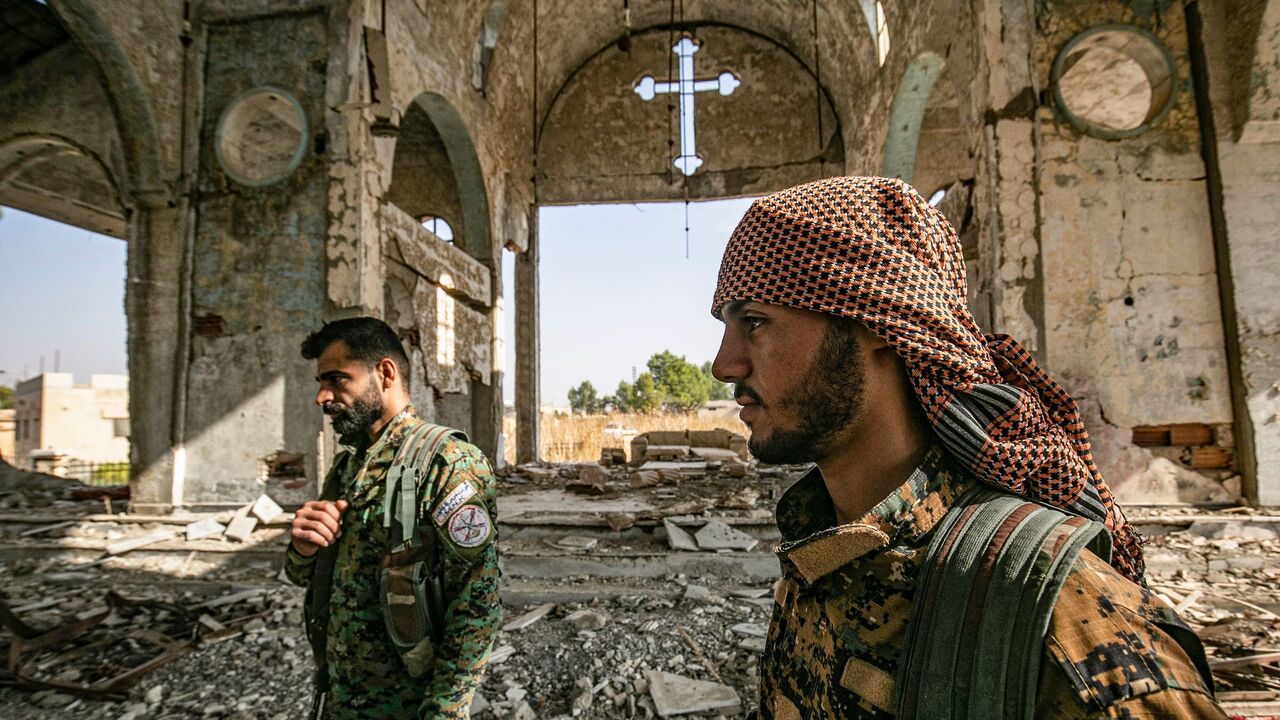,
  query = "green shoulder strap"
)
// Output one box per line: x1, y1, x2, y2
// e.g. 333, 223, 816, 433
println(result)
895, 486, 1111, 720
383, 422, 465, 548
